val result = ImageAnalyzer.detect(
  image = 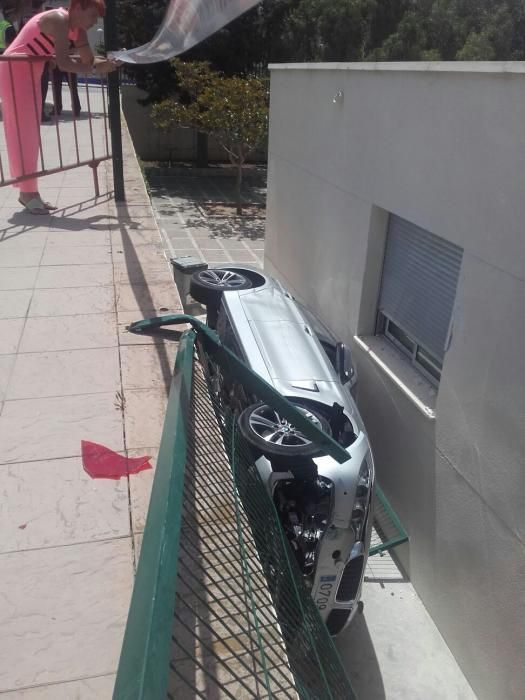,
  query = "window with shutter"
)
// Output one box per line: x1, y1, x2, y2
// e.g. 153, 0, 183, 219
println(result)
376, 214, 463, 384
